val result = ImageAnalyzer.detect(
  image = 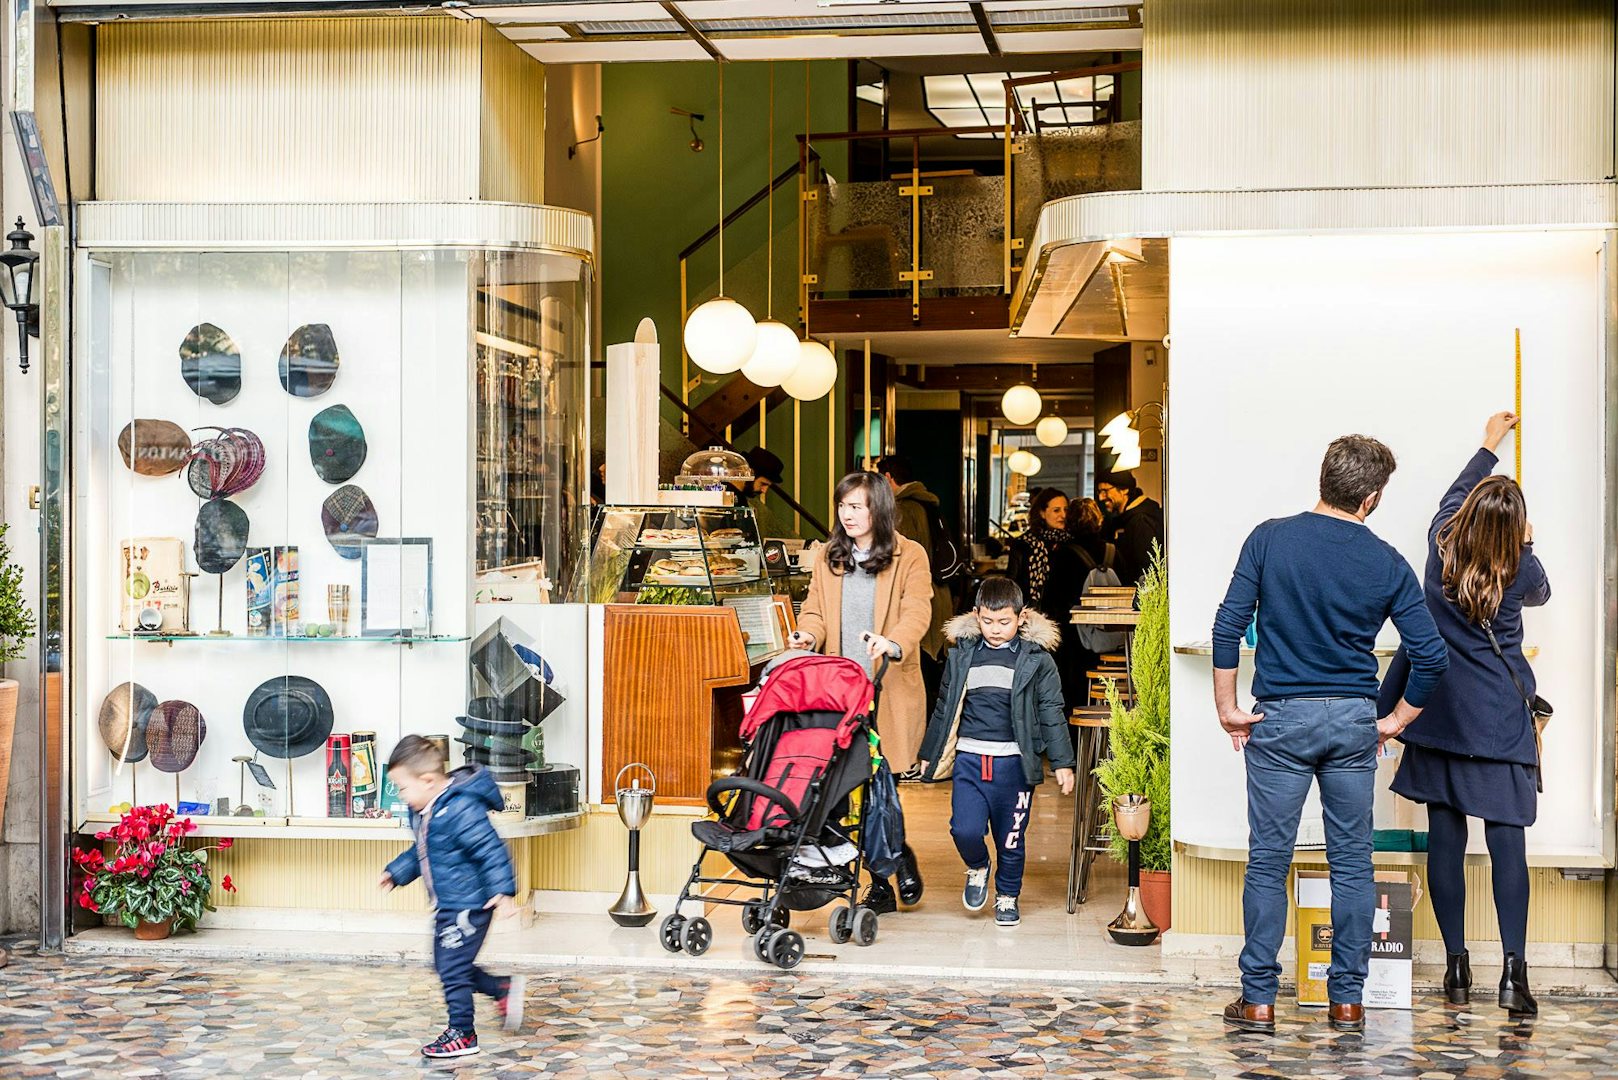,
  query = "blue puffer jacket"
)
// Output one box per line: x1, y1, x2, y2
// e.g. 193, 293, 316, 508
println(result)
384, 765, 516, 910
